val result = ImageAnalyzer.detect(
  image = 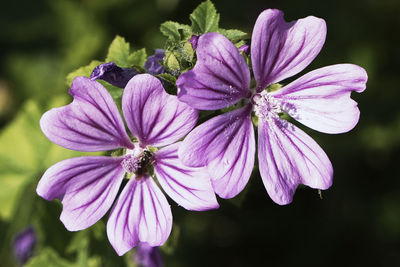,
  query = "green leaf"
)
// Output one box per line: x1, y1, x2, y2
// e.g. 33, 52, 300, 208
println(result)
218, 28, 247, 41
25, 248, 74, 267
234, 40, 246, 49
0, 98, 98, 220
67, 231, 90, 267
106, 35, 147, 68
190, 0, 220, 34
127, 48, 147, 68
0, 101, 46, 219
164, 51, 180, 74
98, 81, 123, 100
160, 224, 180, 255
160, 21, 182, 42
66, 60, 102, 87
25, 235, 101, 267
0, 174, 32, 221
160, 21, 192, 42
157, 73, 177, 95
106, 35, 131, 67
157, 73, 177, 85
181, 41, 194, 62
